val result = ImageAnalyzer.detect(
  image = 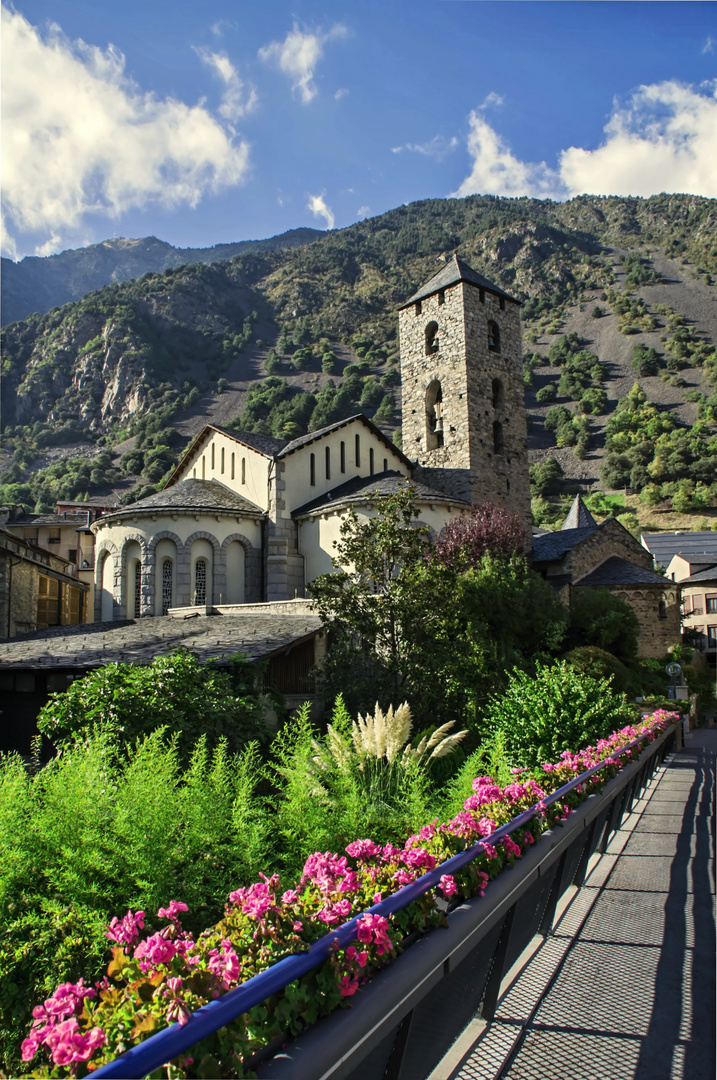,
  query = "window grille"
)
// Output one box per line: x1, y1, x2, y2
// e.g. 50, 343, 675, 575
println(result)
134, 561, 141, 618
195, 559, 207, 605
162, 559, 173, 616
